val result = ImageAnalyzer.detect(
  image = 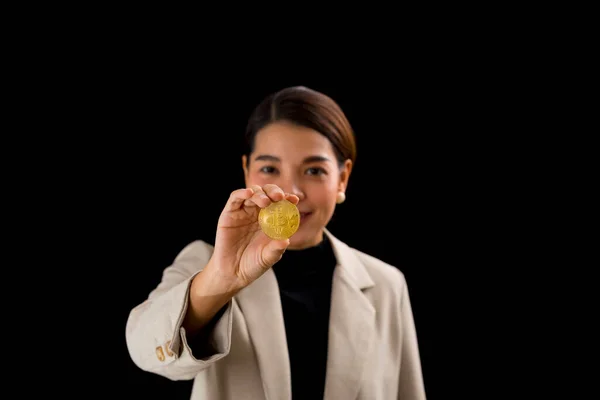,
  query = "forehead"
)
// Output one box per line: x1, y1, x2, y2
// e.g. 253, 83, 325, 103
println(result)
253, 121, 335, 159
